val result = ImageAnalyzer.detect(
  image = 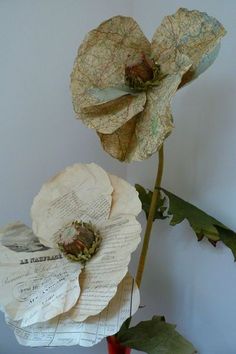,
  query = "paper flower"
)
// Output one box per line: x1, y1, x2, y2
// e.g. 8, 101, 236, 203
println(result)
71, 8, 226, 162
0, 163, 141, 347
